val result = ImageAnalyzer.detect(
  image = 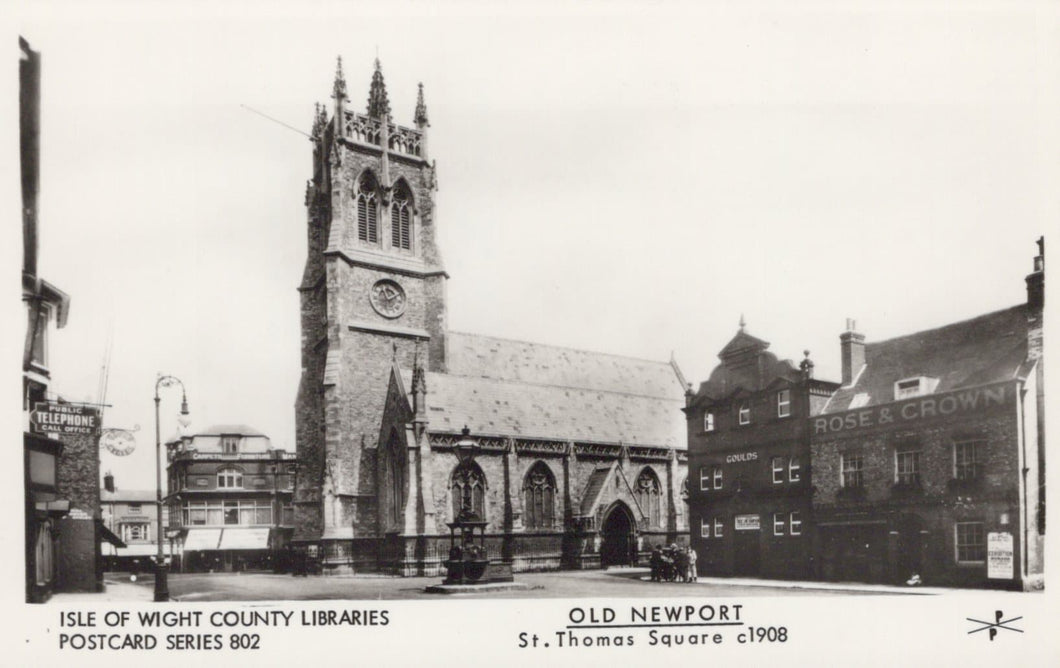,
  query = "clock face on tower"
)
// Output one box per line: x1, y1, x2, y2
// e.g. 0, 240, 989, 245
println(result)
369, 279, 407, 319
